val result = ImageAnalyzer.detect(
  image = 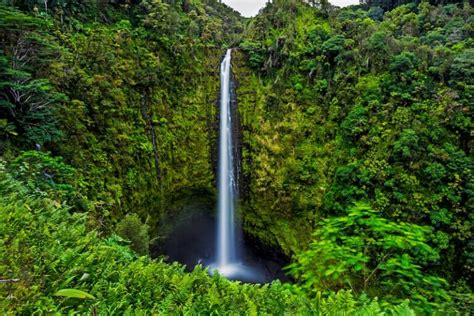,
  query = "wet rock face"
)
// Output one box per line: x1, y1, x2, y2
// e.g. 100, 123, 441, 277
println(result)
230, 64, 244, 199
